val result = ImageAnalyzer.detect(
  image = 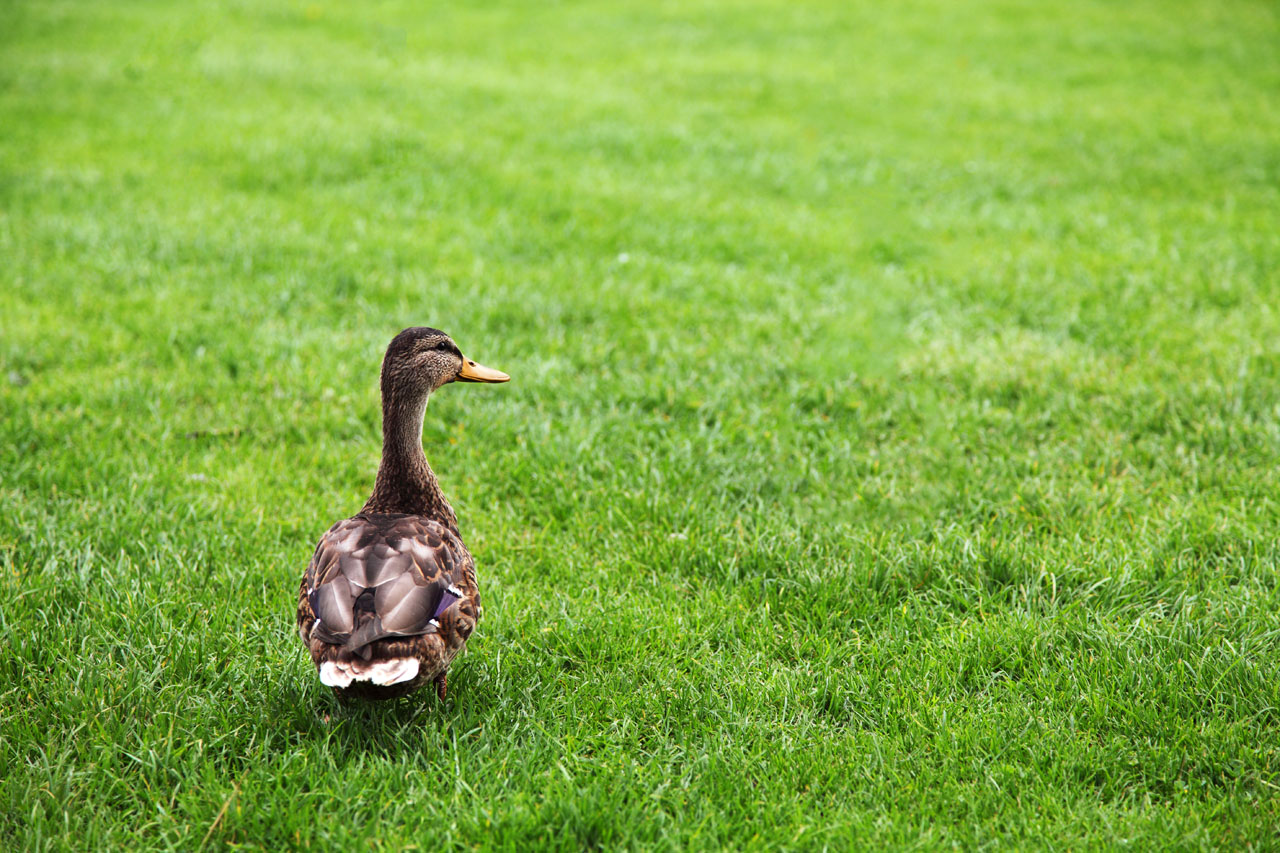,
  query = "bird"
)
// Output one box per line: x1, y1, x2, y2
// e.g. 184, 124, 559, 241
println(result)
296, 327, 509, 701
